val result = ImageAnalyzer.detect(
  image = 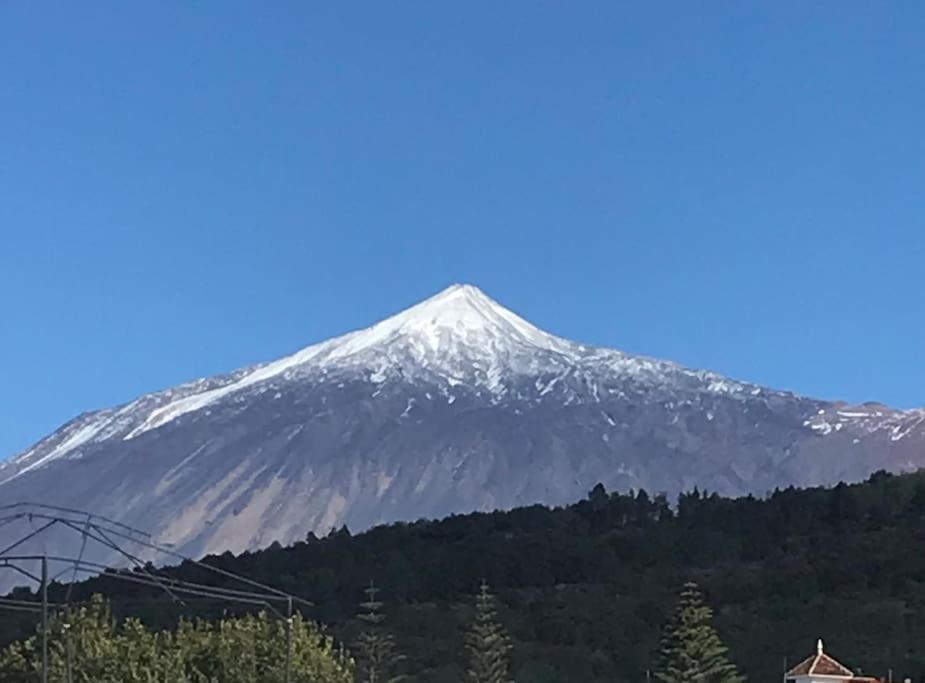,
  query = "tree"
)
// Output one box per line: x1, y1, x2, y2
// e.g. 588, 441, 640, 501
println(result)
354, 581, 405, 683
589, 483, 609, 510
0, 594, 353, 683
656, 582, 744, 683
910, 481, 925, 516
465, 581, 512, 683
